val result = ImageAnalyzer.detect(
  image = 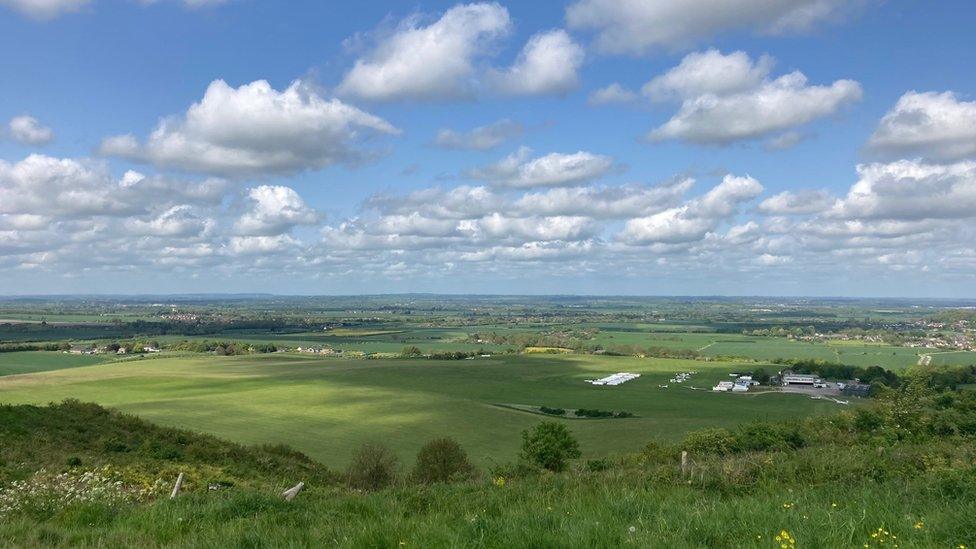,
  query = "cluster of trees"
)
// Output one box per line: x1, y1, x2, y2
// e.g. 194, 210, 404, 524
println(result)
0, 342, 63, 353
466, 330, 595, 351
744, 326, 818, 338
168, 340, 277, 355
575, 408, 634, 418
599, 344, 703, 359
399, 346, 487, 360
771, 358, 900, 388
912, 365, 976, 391
539, 406, 633, 419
